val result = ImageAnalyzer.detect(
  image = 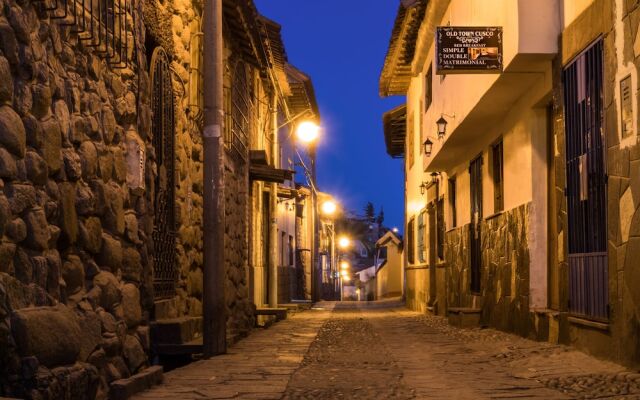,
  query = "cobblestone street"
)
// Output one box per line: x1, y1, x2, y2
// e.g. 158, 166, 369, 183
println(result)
134, 300, 640, 399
